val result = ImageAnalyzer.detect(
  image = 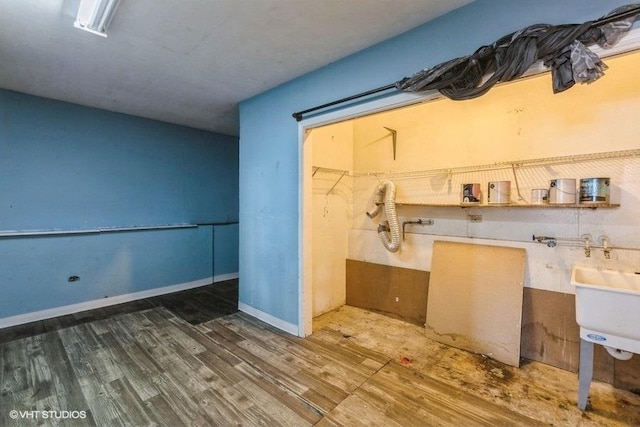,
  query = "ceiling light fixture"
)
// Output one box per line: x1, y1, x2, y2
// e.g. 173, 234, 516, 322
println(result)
74, 0, 121, 37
